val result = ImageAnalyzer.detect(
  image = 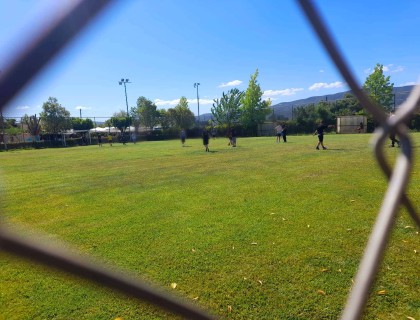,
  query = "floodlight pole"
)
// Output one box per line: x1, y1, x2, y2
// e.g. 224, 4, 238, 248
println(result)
194, 82, 200, 125
119, 78, 131, 138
